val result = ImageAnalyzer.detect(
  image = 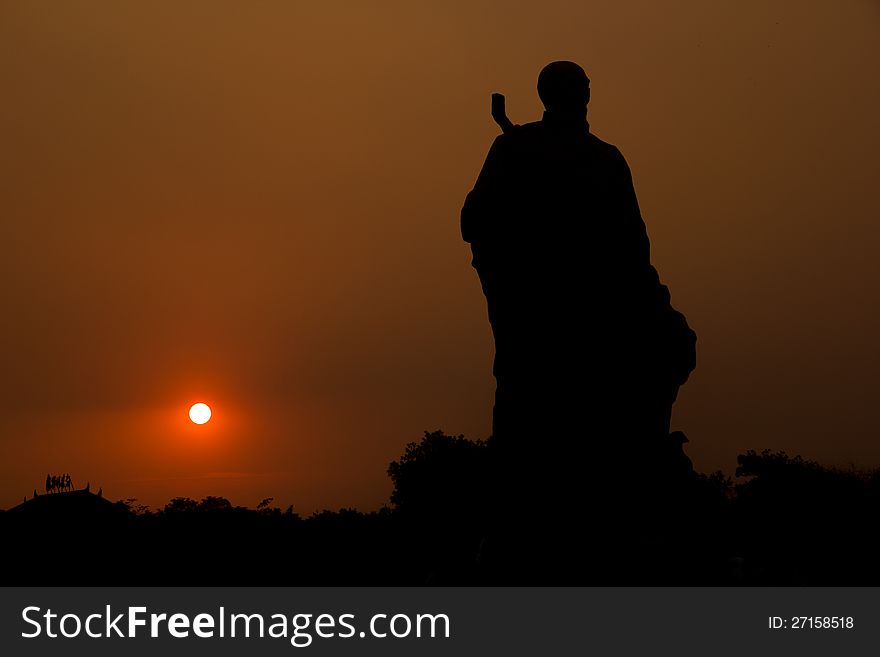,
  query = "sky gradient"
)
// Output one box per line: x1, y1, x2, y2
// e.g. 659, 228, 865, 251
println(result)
2, 1, 879, 511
